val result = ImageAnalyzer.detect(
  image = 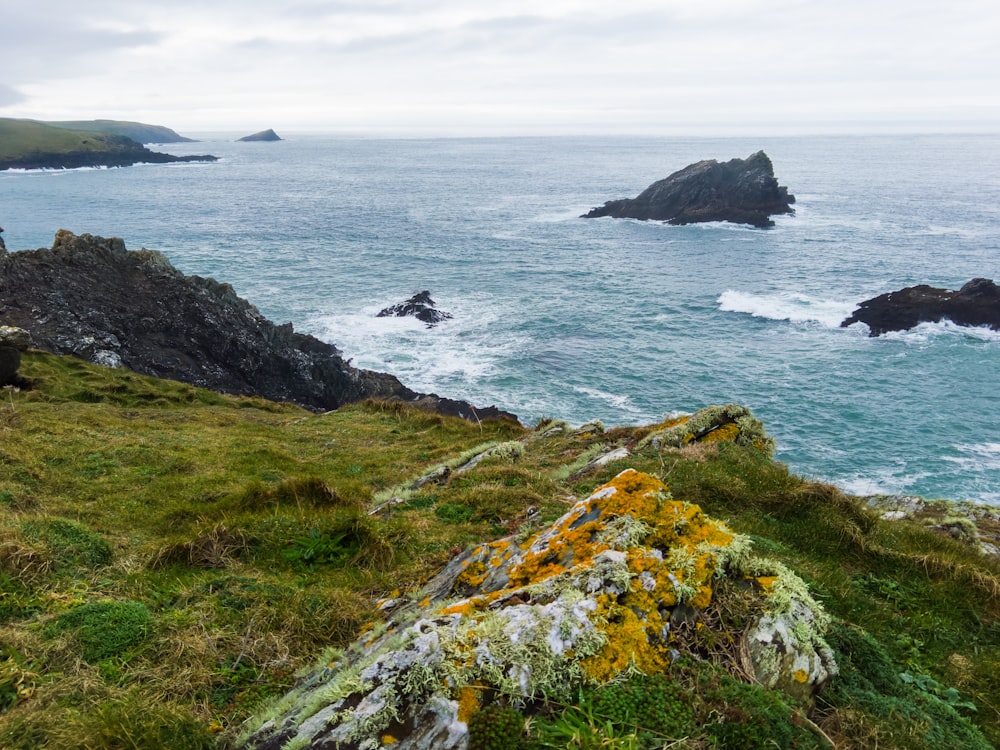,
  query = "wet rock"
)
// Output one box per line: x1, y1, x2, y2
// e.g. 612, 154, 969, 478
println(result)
377, 291, 453, 327
841, 278, 1000, 335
